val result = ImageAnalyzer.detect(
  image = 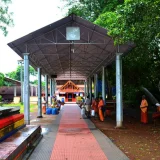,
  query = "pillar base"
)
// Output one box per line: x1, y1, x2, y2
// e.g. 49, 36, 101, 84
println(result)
37, 116, 43, 118
25, 120, 30, 125
115, 121, 123, 128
